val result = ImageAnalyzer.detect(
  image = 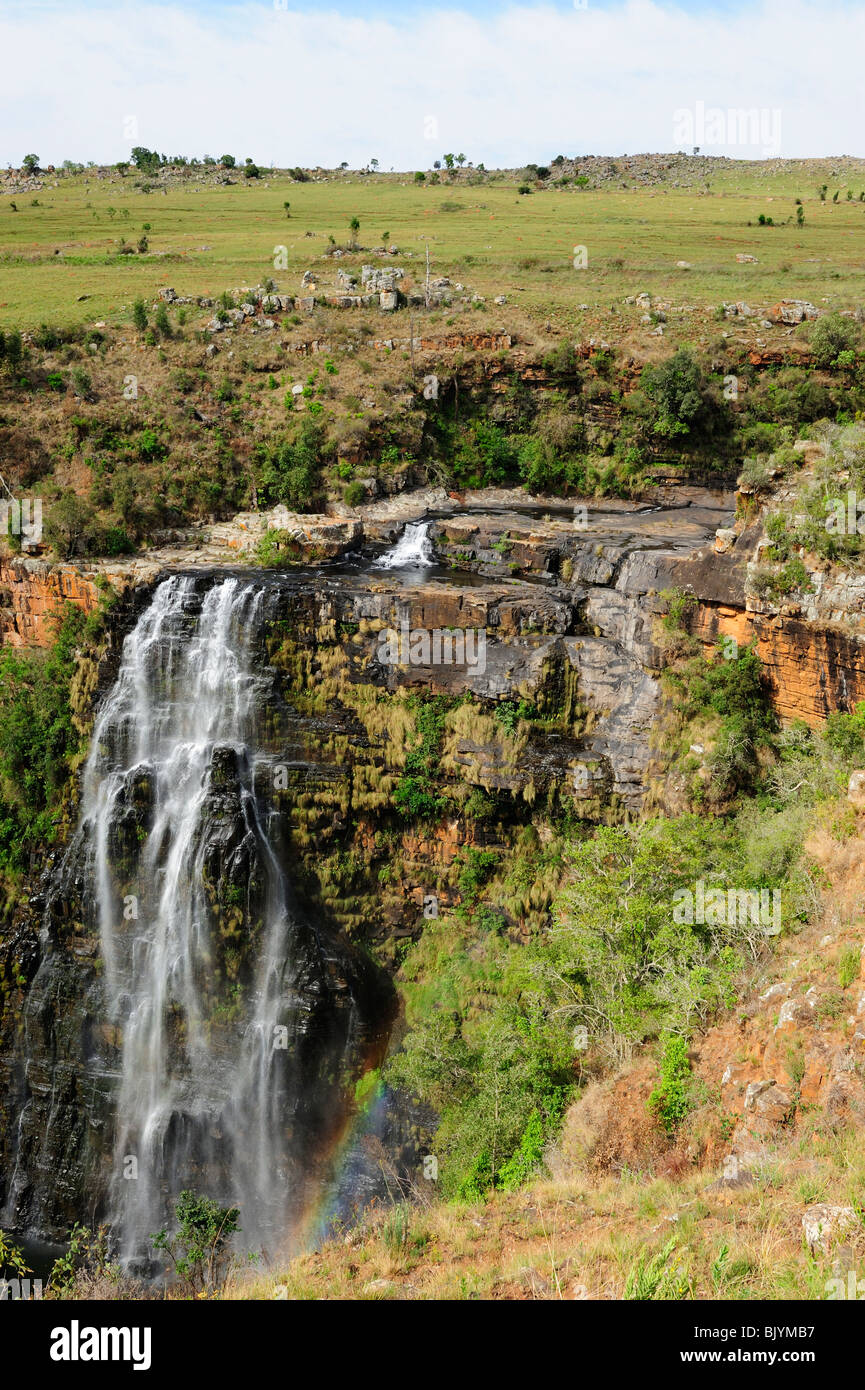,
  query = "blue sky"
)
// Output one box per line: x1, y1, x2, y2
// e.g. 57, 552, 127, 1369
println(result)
1, 0, 862, 166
